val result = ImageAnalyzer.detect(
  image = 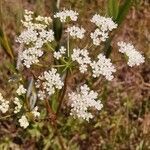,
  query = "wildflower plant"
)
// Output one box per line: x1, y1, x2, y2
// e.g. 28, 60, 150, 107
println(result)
0, 1, 146, 149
